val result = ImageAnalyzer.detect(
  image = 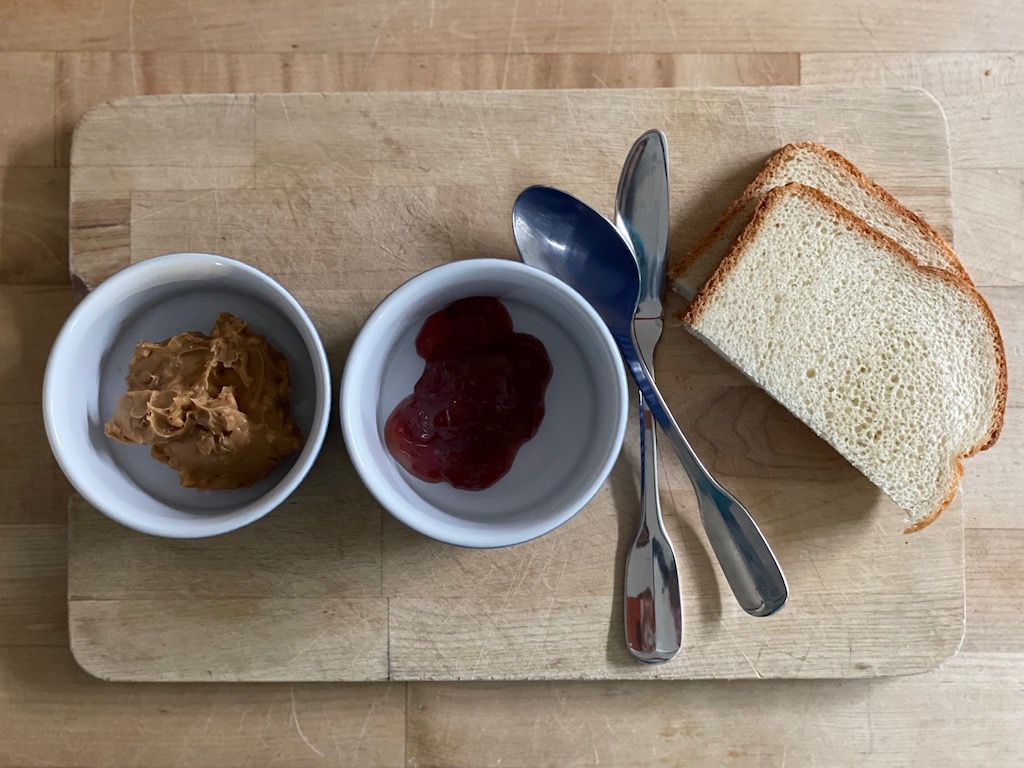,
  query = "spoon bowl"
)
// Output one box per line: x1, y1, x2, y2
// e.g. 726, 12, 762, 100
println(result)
512, 188, 640, 333
513, 186, 789, 617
